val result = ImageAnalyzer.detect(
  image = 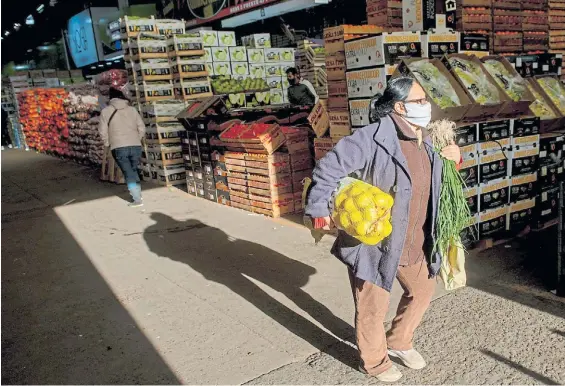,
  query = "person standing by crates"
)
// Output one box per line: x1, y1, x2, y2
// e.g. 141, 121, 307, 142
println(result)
98, 87, 146, 207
